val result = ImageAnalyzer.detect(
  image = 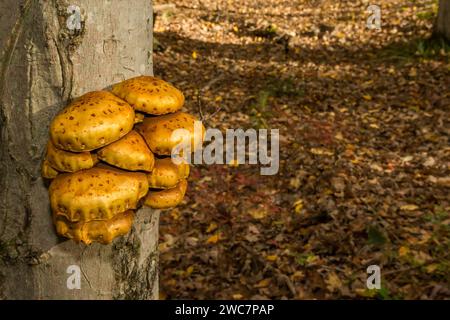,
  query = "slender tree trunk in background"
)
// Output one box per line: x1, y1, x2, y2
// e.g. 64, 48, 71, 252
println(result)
0, 0, 158, 299
436, 0, 450, 41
